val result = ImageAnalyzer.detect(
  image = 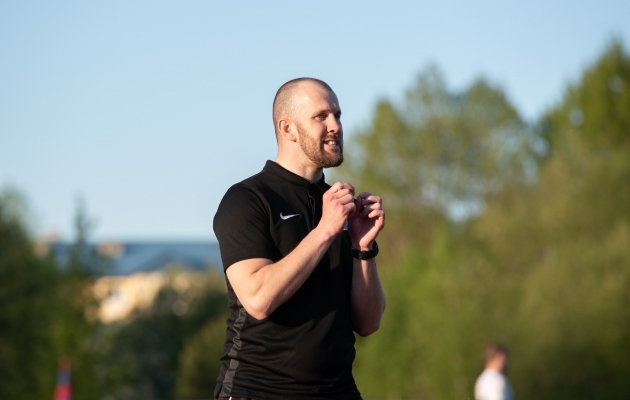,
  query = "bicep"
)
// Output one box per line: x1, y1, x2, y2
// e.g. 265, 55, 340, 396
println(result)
225, 258, 274, 303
